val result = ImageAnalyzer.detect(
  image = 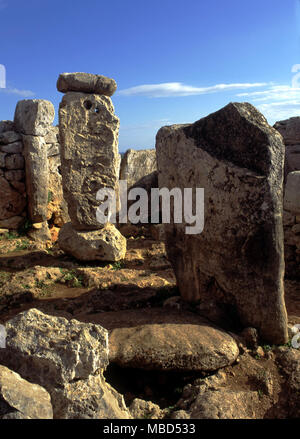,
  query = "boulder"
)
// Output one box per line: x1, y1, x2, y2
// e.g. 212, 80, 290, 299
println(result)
27, 221, 51, 242
120, 148, 157, 188
0, 215, 24, 230
109, 317, 239, 372
0, 177, 26, 220
156, 102, 288, 344
0, 308, 109, 387
0, 365, 53, 419
0, 121, 15, 134
0, 152, 5, 167
0, 309, 130, 419
59, 92, 120, 230
186, 388, 259, 419
0, 131, 21, 145
5, 170, 25, 181
23, 135, 49, 222
284, 171, 300, 214
276, 347, 300, 417
47, 154, 70, 227
52, 374, 130, 419
0, 141, 23, 154
5, 153, 24, 170
57, 72, 117, 96
59, 222, 126, 261
129, 399, 166, 419
14, 99, 55, 136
